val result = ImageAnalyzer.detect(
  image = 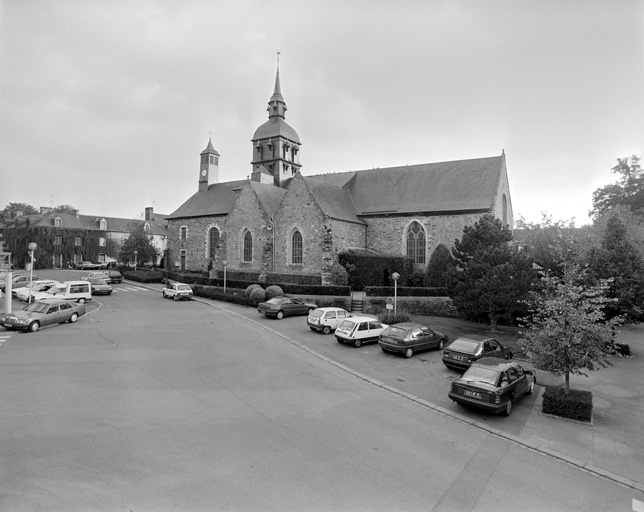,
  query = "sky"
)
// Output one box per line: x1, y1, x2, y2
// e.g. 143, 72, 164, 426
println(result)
1, 0, 642, 227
